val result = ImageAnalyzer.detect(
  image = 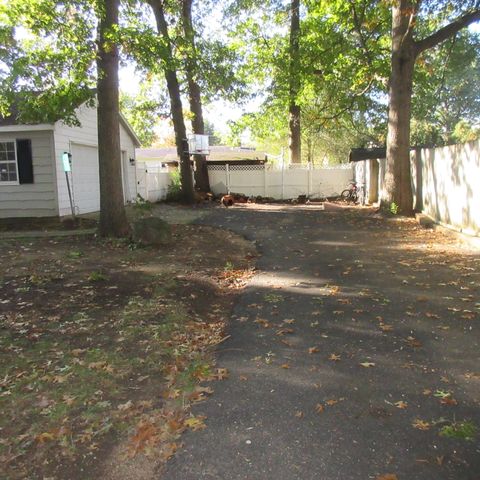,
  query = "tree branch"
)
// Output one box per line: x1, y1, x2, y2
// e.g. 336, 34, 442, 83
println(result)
414, 9, 480, 56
